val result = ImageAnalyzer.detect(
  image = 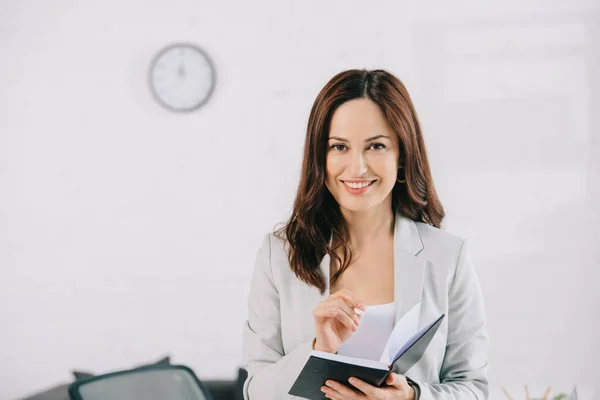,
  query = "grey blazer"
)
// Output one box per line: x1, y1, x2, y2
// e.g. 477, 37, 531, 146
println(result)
242, 213, 489, 399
